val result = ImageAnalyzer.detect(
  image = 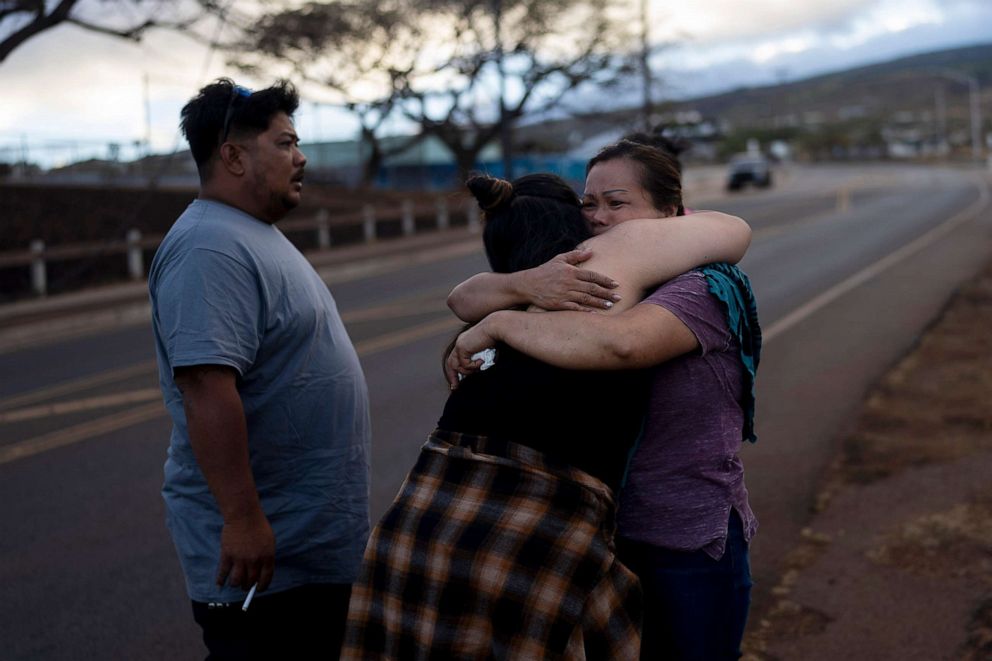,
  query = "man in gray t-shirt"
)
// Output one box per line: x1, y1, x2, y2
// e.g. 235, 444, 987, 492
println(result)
149, 79, 370, 658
